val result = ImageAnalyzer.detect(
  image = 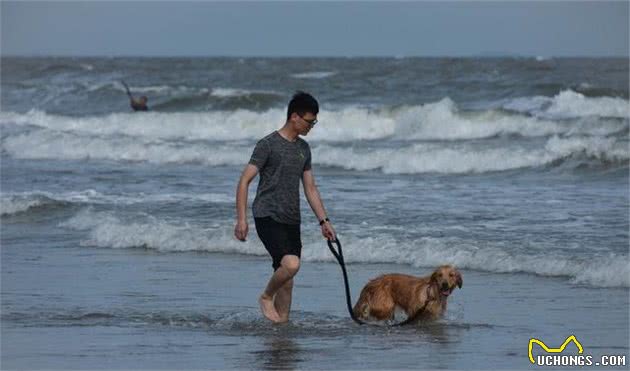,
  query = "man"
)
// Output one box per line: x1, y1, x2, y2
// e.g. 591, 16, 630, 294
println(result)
121, 80, 148, 111
234, 91, 336, 323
